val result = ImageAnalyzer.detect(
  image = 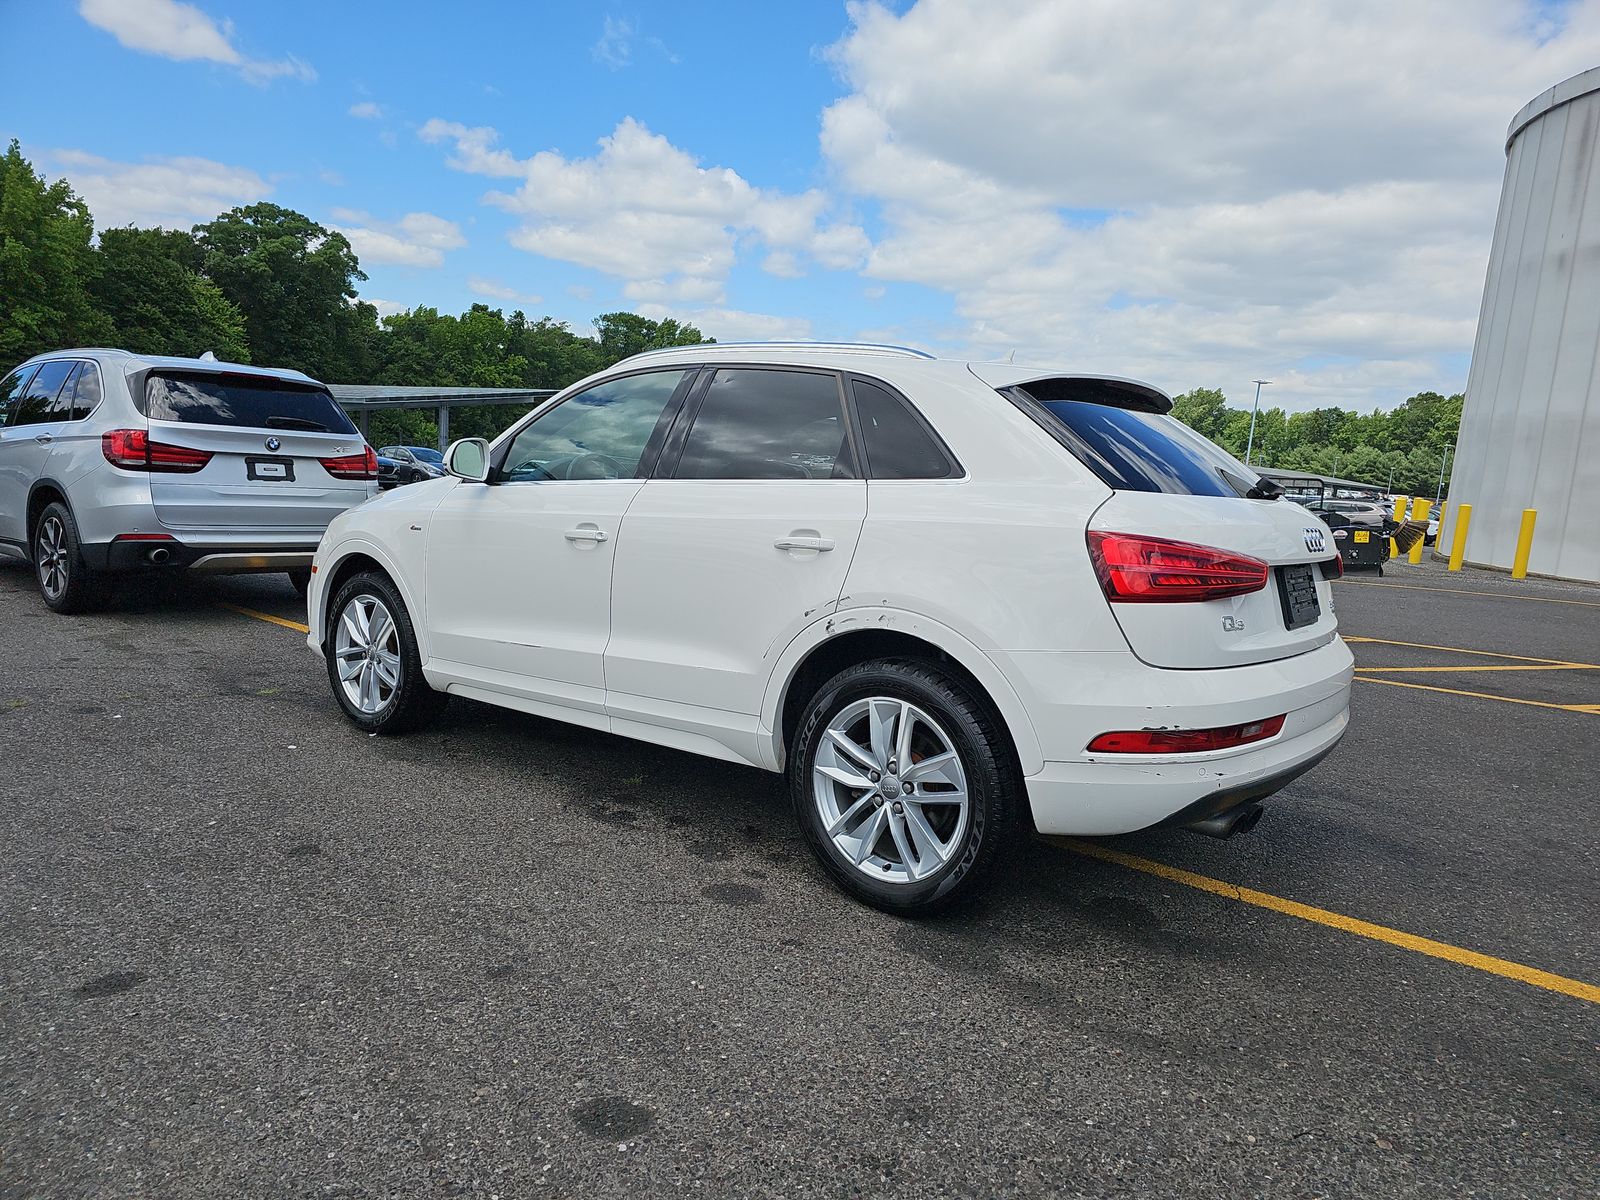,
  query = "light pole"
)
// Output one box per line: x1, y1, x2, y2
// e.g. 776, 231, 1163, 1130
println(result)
1244, 380, 1271, 465
1435, 440, 1455, 502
